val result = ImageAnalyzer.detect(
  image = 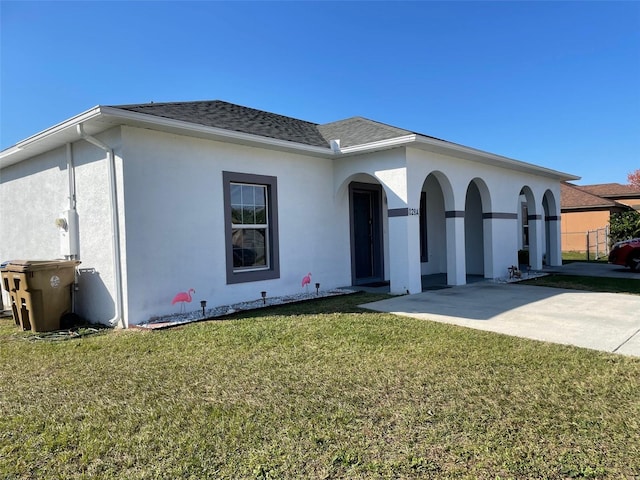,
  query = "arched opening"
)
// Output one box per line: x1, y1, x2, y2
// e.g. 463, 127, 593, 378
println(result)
418, 172, 452, 289
337, 173, 388, 286
465, 180, 489, 278
517, 186, 540, 269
